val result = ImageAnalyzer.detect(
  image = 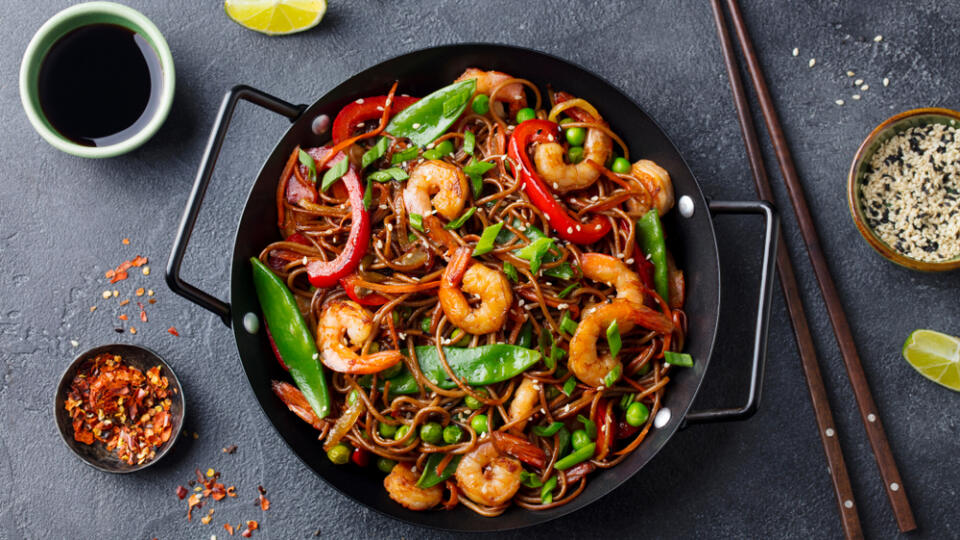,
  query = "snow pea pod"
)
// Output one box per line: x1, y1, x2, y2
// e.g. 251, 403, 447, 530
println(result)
417, 453, 463, 488
385, 79, 476, 147
359, 344, 541, 394
636, 210, 669, 303
251, 257, 331, 418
